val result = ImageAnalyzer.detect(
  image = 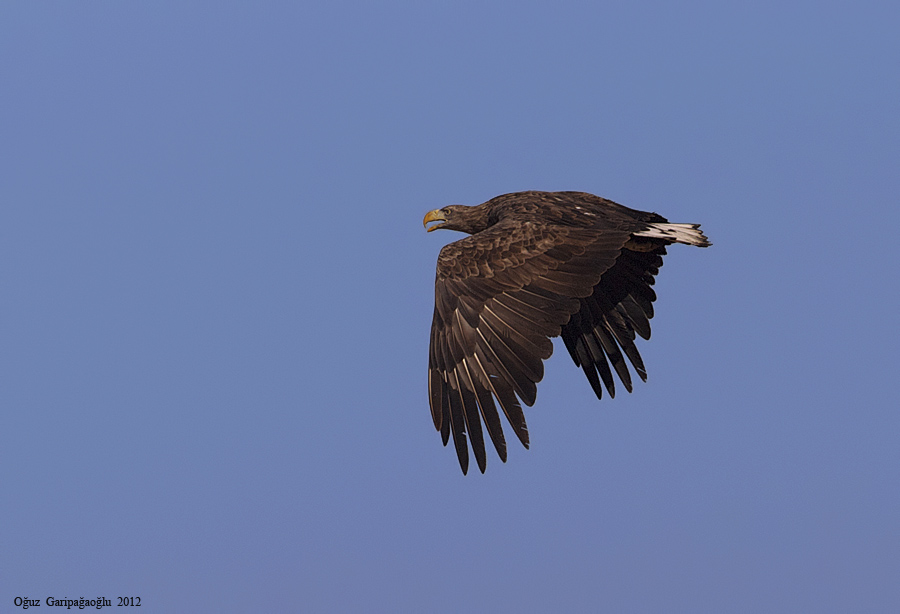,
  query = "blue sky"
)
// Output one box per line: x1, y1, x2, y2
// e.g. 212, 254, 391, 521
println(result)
2, 2, 898, 612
